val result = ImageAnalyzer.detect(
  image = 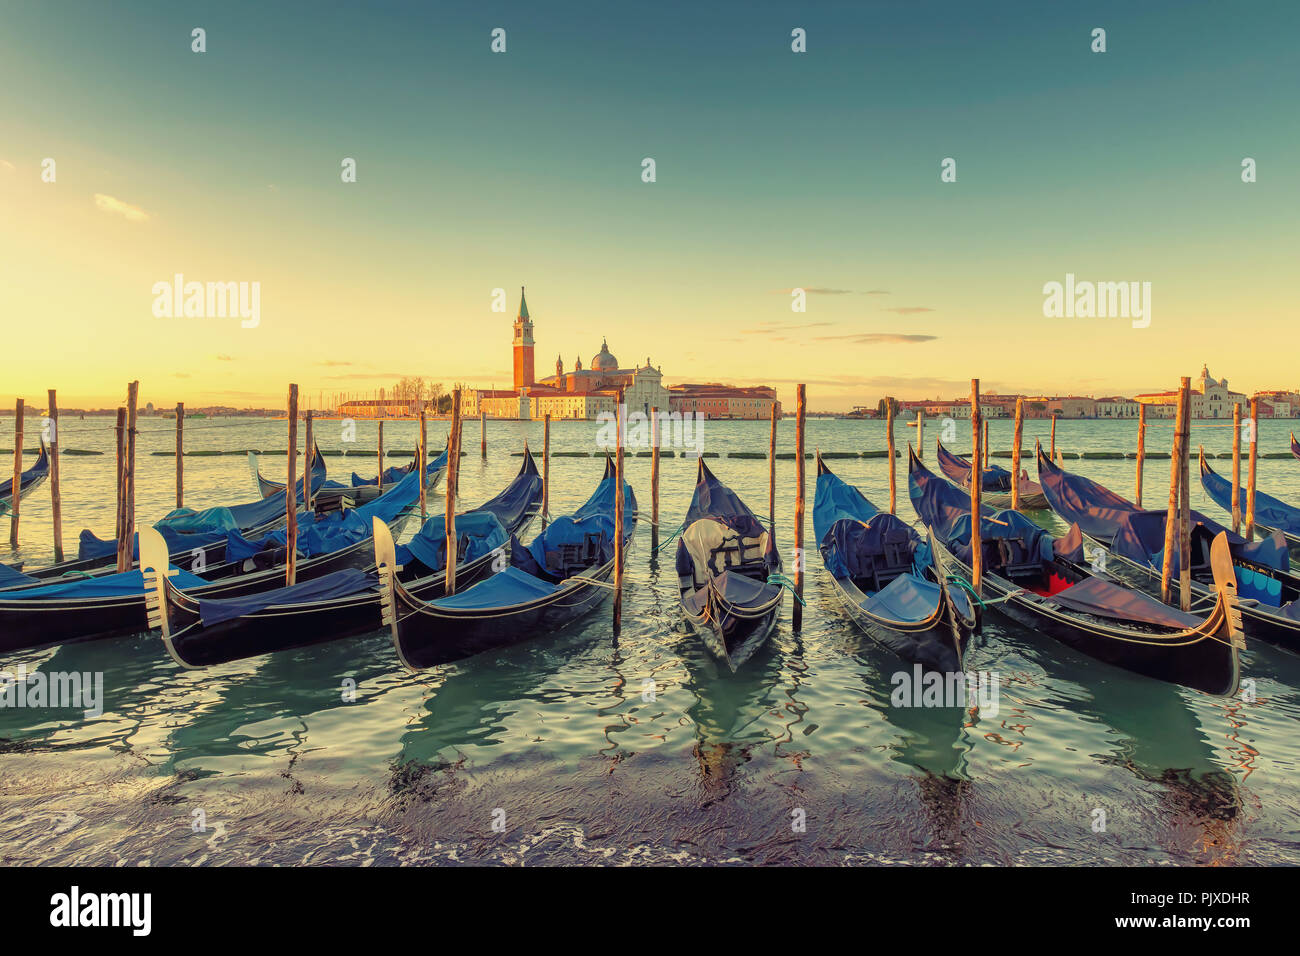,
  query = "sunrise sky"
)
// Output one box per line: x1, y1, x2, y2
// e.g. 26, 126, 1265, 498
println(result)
1, 0, 1295, 412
